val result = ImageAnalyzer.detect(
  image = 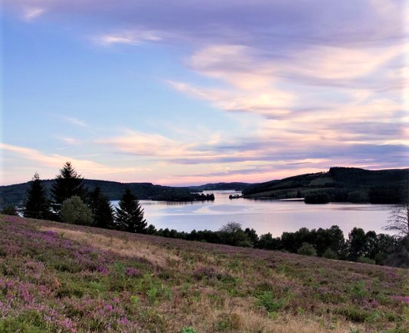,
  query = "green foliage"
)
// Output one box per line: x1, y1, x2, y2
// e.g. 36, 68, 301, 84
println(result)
255, 291, 284, 312
130, 295, 139, 305
323, 248, 338, 259
297, 242, 317, 256
60, 196, 93, 225
357, 256, 375, 265
0, 310, 46, 333
115, 189, 147, 233
215, 313, 242, 331
147, 287, 158, 304
0, 205, 18, 216
180, 328, 197, 333
24, 173, 50, 219
218, 222, 253, 247
334, 307, 371, 323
